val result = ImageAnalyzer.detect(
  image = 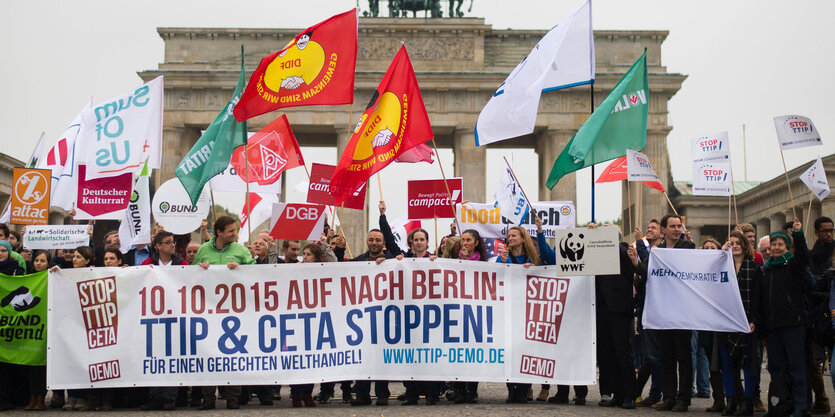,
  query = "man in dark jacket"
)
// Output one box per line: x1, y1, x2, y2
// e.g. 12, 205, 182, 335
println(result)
596, 232, 638, 409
